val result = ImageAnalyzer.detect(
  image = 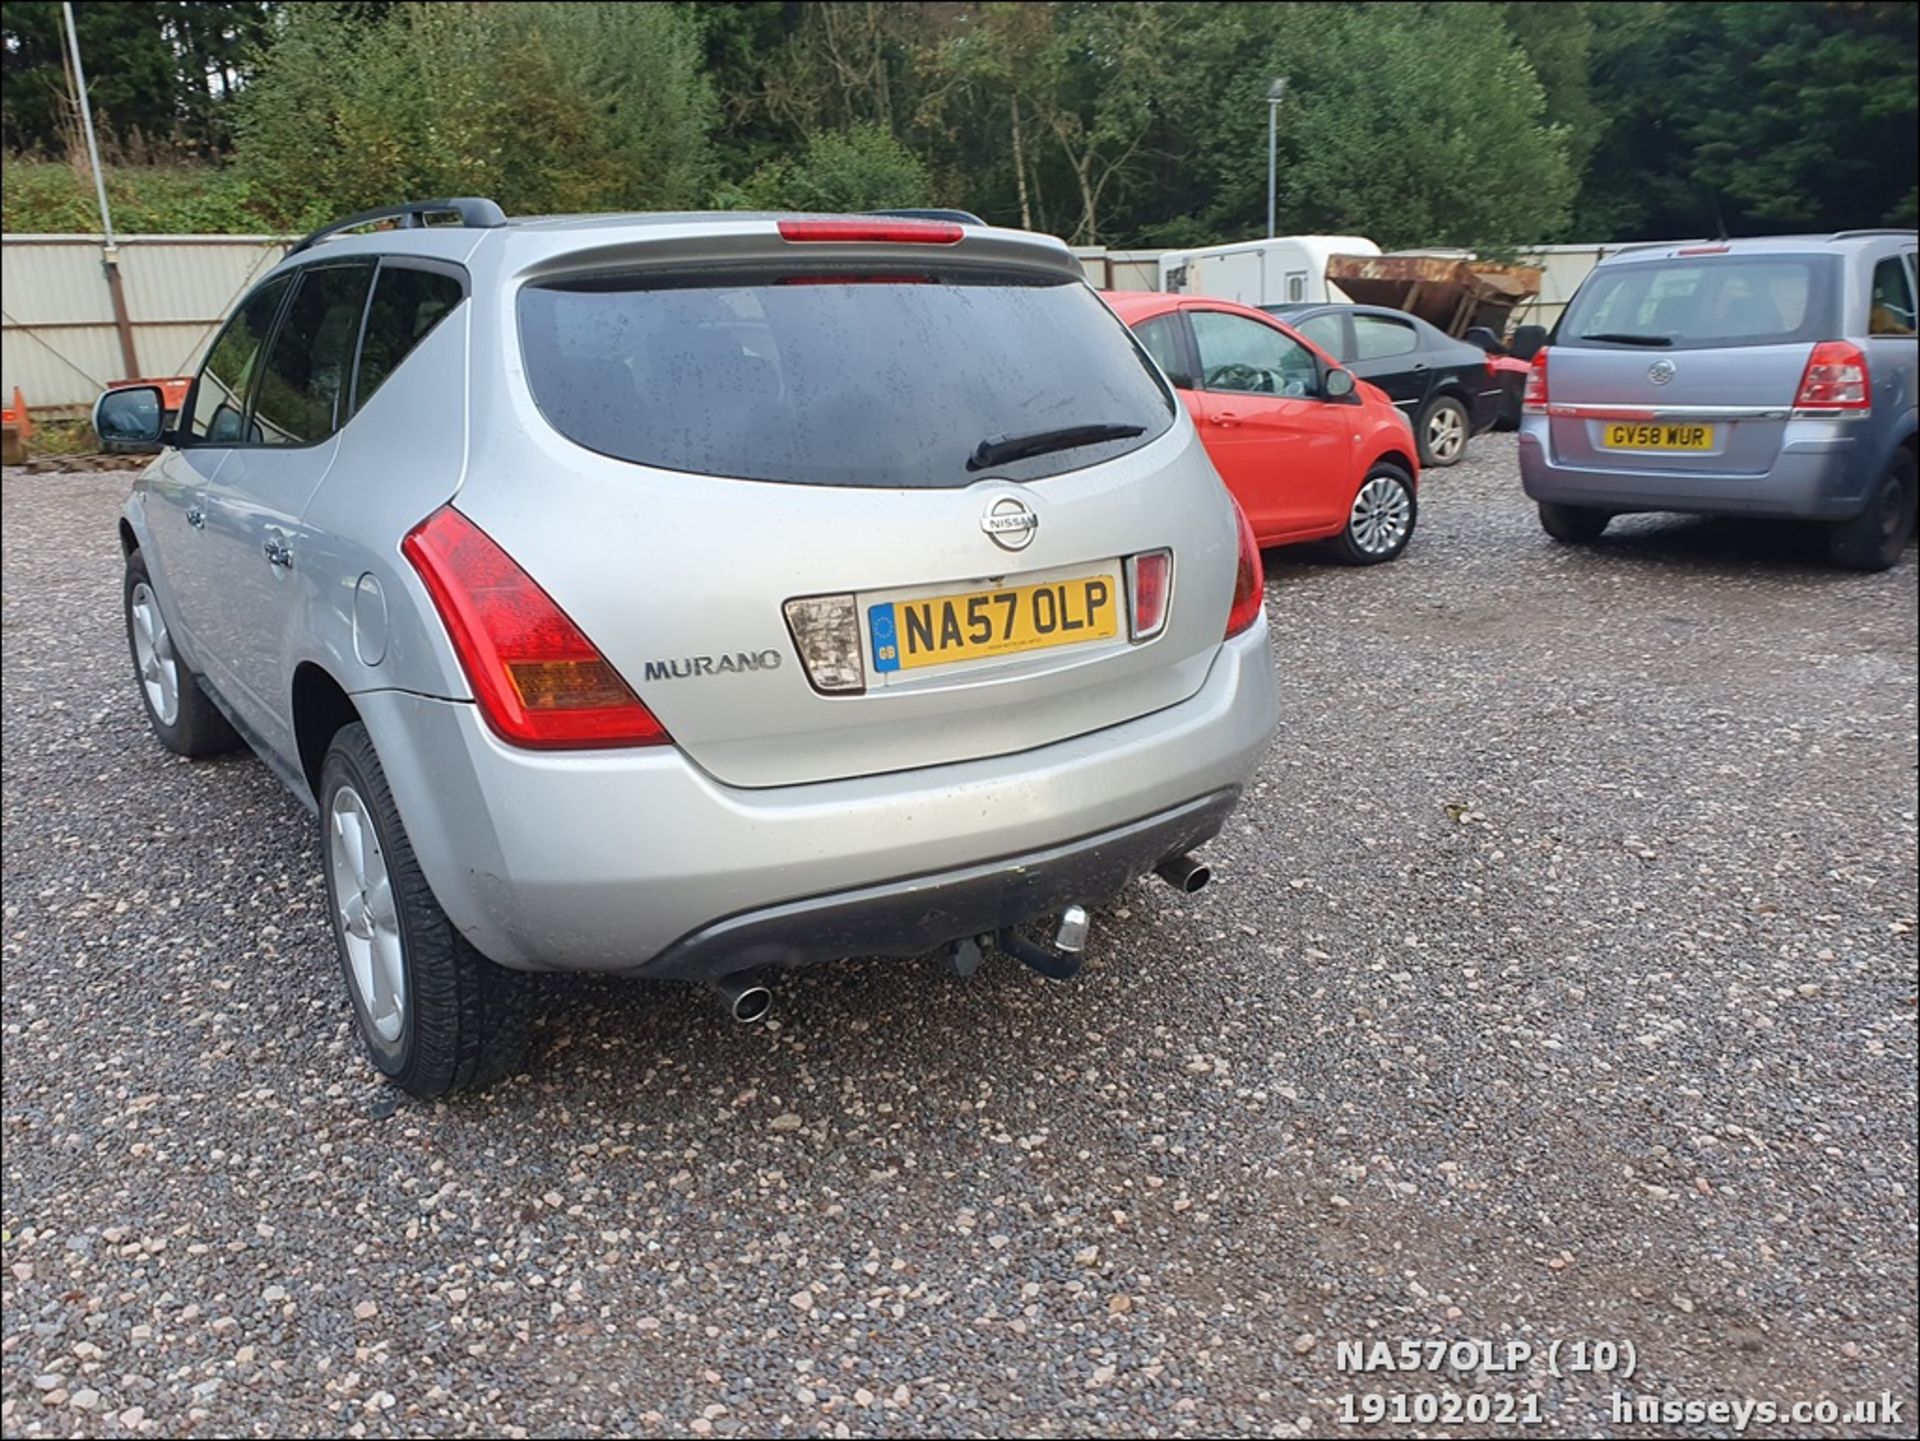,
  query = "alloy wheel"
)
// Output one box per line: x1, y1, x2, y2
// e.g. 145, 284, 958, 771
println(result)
129, 581, 181, 726
328, 784, 406, 1044
1426, 404, 1466, 463
1349, 474, 1413, 556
